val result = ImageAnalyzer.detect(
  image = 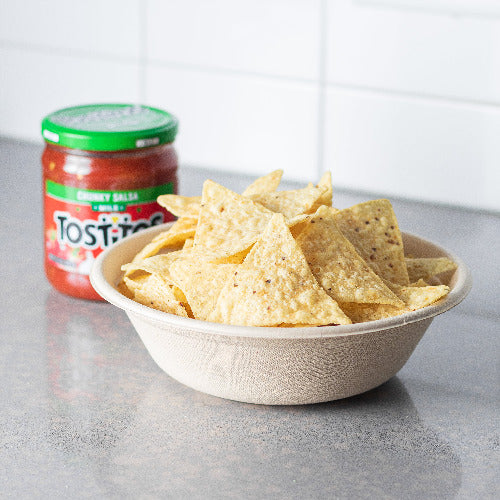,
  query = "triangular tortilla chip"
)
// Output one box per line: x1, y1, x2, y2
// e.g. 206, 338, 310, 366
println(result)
123, 274, 188, 317
339, 302, 403, 323
124, 240, 235, 279
335, 199, 410, 285
156, 195, 201, 219
310, 172, 333, 212
157, 170, 283, 219
248, 185, 327, 219
122, 251, 183, 280
341, 281, 450, 323
171, 284, 194, 318
193, 180, 276, 259
131, 217, 197, 262
169, 260, 238, 320
297, 206, 403, 306
209, 214, 351, 326
395, 284, 450, 310
241, 169, 283, 196
405, 257, 457, 283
